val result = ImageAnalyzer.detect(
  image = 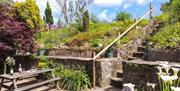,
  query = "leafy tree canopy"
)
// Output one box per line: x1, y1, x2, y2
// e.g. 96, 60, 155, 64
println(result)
15, 0, 43, 30
0, 3, 35, 53
115, 12, 133, 22
161, 0, 180, 23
